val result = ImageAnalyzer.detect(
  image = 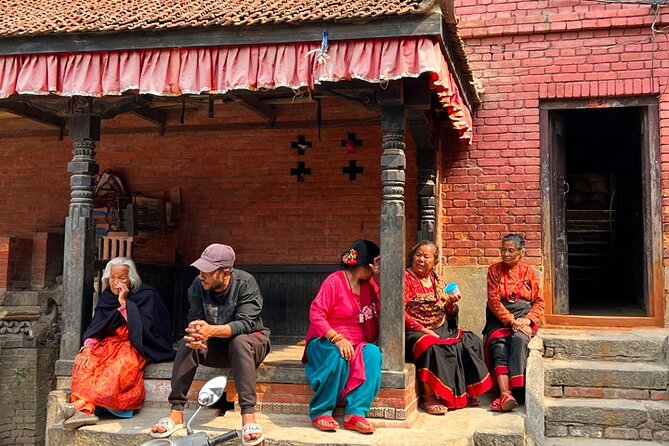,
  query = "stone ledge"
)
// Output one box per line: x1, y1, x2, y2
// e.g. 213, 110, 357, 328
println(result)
545, 358, 669, 390
55, 346, 418, 421
545, 397, 669, 440
56, 345, 415, 389
56, 357, 415, 389
545, 397, 651, 426
541, 329, 669, 362
546, 438, 668, 446
141, 380, 418, 421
